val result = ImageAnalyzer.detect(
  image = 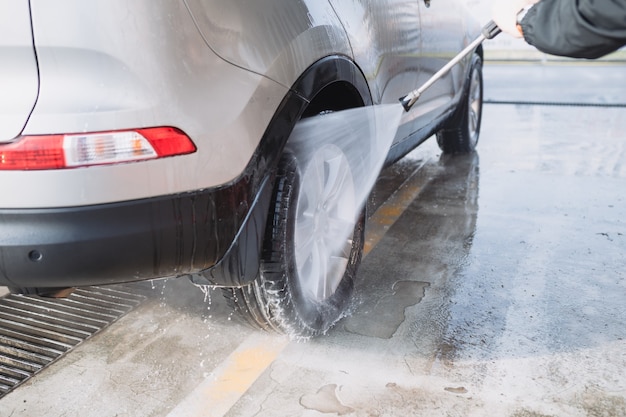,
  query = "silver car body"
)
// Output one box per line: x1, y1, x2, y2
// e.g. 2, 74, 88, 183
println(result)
0, 0, 479, 289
